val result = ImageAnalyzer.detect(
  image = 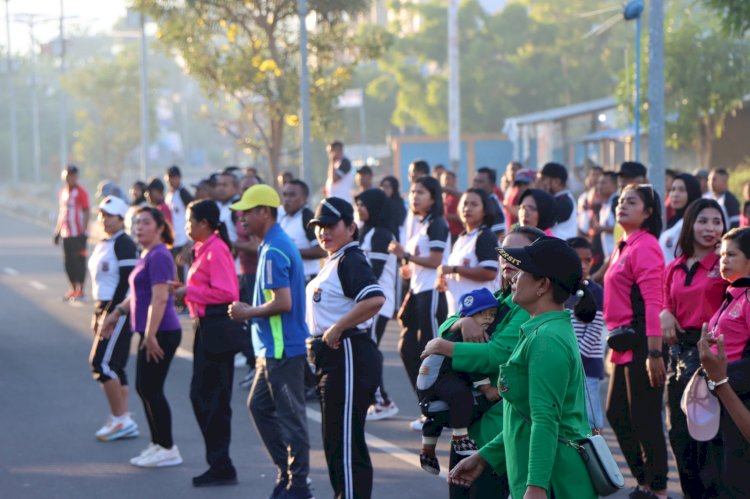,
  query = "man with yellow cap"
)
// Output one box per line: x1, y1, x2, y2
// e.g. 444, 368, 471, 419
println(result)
227, 185, 313, 499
